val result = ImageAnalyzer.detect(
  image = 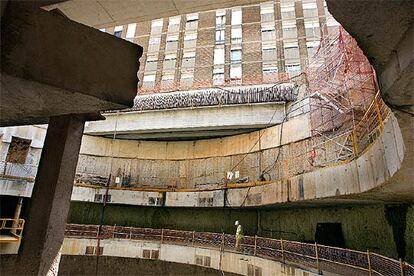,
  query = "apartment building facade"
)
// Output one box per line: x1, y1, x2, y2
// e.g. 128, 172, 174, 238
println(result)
99, 0, 339, 94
